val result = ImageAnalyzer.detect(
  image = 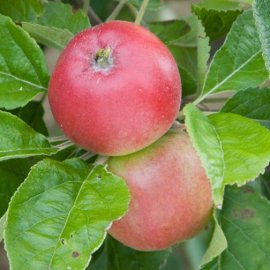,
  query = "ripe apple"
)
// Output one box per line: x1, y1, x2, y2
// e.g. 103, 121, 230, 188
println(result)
48, 21, 181, 156
107, 128, 212, 251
